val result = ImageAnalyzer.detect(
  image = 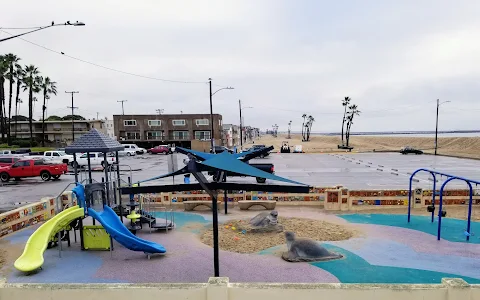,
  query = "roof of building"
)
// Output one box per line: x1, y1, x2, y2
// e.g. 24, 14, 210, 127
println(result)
65, 128, 125, 154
